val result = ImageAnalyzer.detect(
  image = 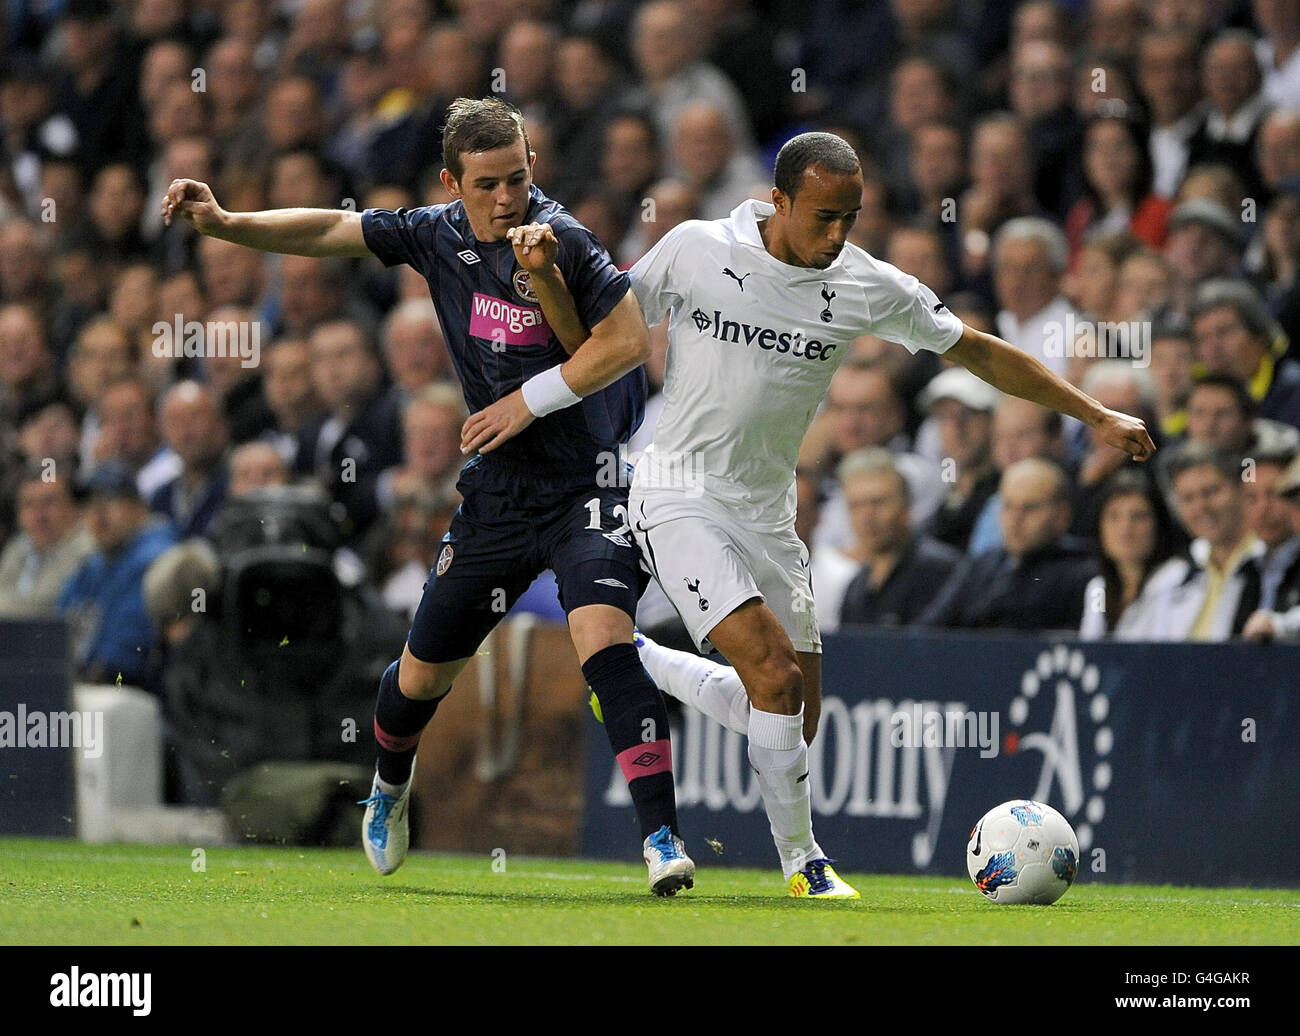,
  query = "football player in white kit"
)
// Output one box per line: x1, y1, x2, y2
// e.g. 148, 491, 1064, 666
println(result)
468, 132, 1155, 898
